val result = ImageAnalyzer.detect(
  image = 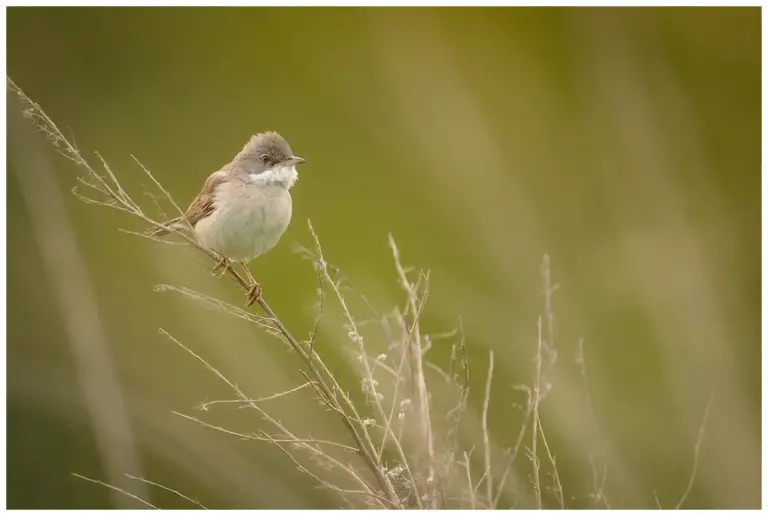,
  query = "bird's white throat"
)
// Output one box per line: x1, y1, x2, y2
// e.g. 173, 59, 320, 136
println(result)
249, 165, 298, 189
